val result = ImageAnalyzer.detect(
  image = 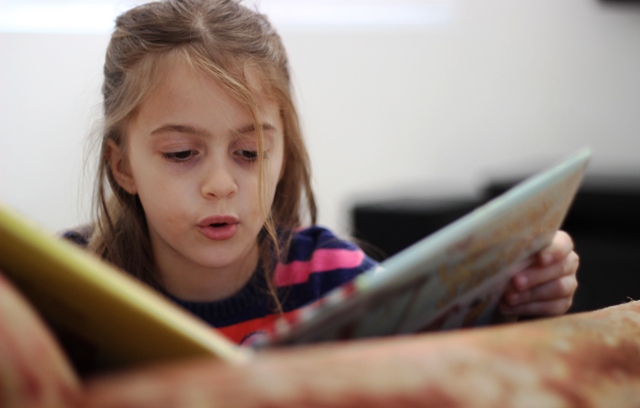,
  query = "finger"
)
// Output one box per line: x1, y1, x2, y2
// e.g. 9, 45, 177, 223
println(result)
510, 251, 579, 291
503, 274, 578, 307
499, 297, 573, 317
538, 230, 574, 266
